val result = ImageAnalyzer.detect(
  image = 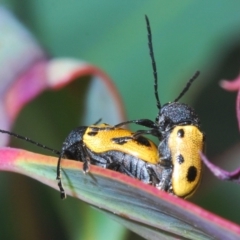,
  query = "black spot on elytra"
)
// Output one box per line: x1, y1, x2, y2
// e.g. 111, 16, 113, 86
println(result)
112, 137, 129, 145
177, 154, 184, 164
135, 136, 151, 147
87, 131, 98, 136
111, 136, 151, 147
187, 166, 197, 182
177, 129, 184, 138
